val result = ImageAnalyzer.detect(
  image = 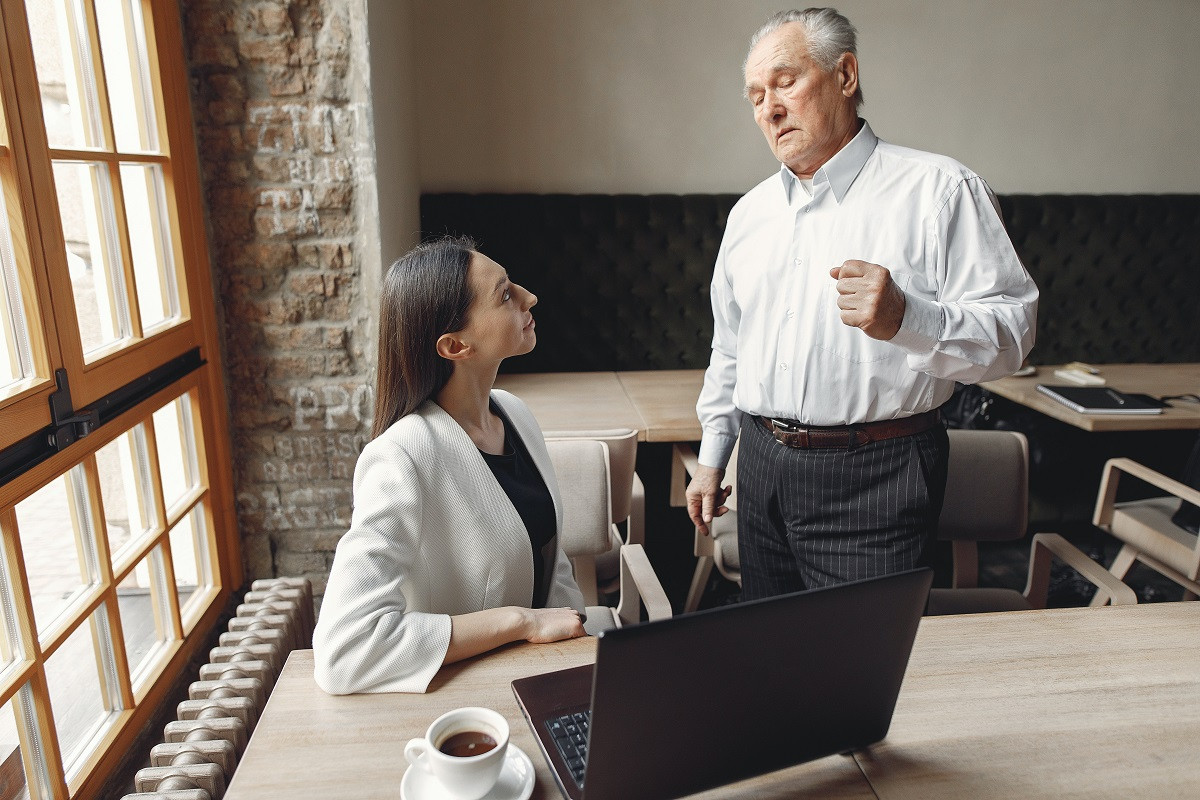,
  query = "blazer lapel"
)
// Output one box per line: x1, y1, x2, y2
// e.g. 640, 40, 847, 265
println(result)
418, 400, 535, 604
